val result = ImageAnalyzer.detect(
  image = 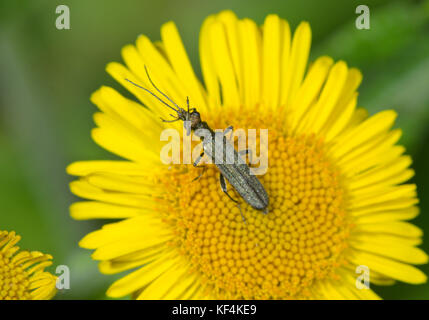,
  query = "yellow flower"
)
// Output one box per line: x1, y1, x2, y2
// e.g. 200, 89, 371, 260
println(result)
67, 11, 427, 299
0, 230, 57, 300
